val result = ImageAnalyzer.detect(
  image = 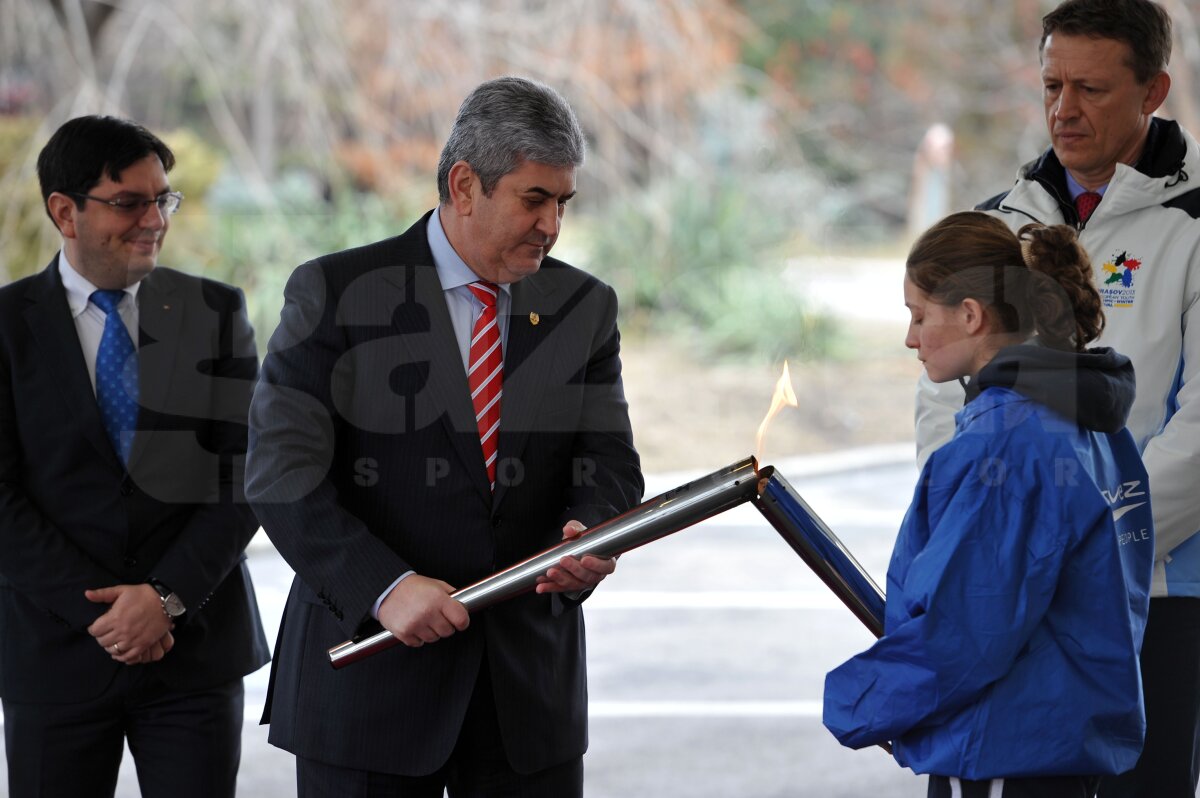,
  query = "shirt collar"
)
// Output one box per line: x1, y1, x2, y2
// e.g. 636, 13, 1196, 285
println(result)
1064, 170, 1108, 201
57, 250, 143, 319
426, 206, 511, 298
